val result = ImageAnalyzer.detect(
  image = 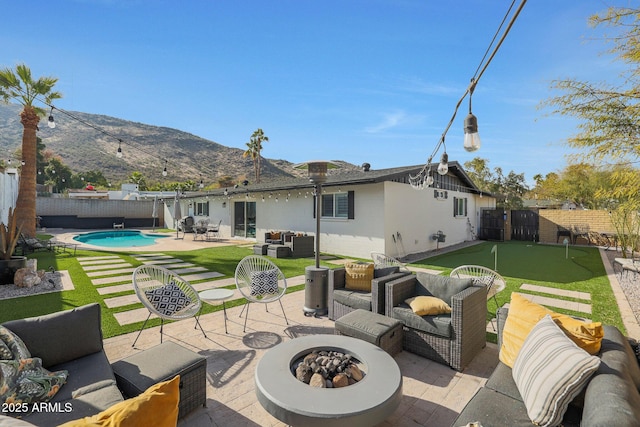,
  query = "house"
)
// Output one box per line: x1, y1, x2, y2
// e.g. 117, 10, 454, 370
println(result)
168, 161, 496, 259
